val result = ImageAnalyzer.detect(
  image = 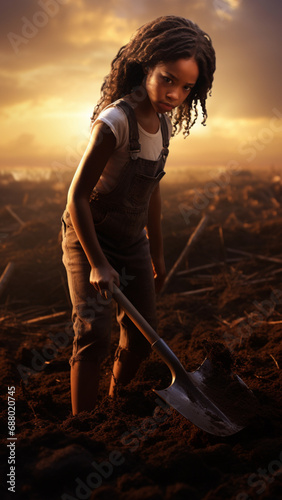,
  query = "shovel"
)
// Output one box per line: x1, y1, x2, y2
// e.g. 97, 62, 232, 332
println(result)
112, 284, 258, 437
